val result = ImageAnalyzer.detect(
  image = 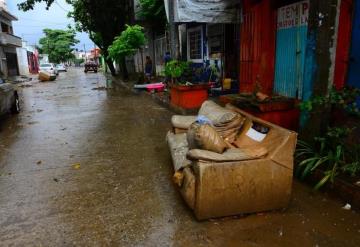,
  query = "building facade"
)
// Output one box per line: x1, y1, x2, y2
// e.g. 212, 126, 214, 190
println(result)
0, 1, 22, 77
17, 41, 39, 75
